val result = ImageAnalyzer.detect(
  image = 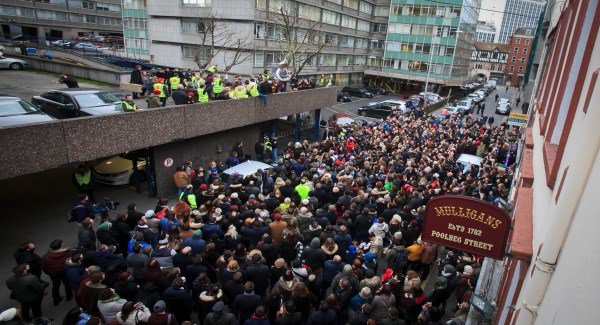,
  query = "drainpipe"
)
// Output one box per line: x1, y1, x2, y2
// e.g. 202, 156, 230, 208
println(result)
516, 116, 600, 324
